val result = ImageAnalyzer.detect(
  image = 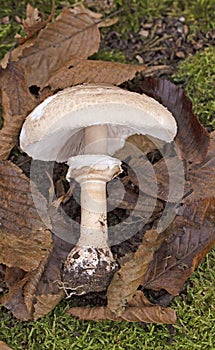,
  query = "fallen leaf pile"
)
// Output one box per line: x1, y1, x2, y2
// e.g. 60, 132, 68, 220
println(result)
0, 3, 214, 324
